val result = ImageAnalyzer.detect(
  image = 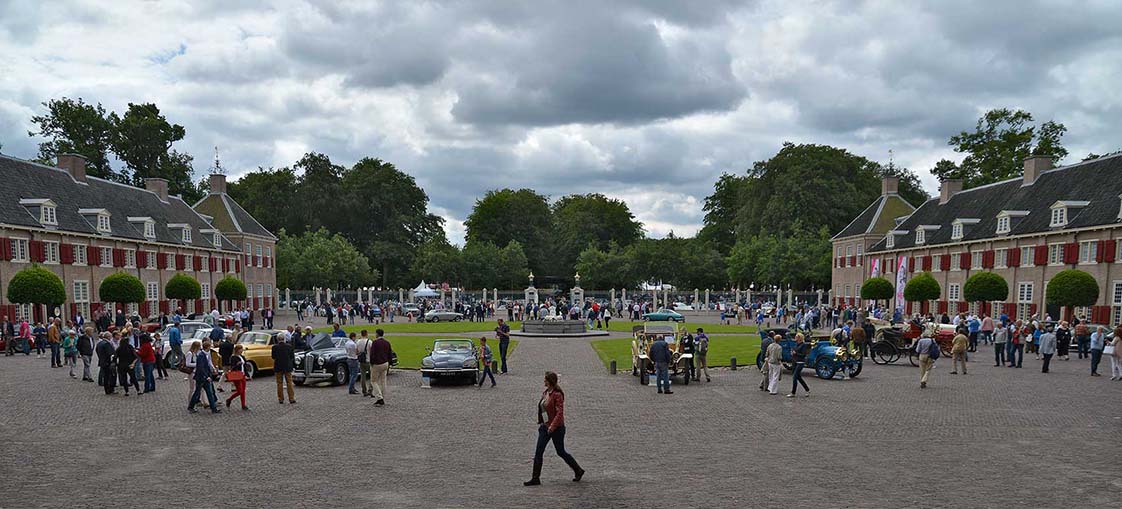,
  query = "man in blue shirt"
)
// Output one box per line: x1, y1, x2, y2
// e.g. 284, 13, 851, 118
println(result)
331, 323, 346, 338
649, 336, 673, 394
967, 315, 982, 353
208, 323, 225, 342
168, 323, 183, 368
188, 340, 220, 414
